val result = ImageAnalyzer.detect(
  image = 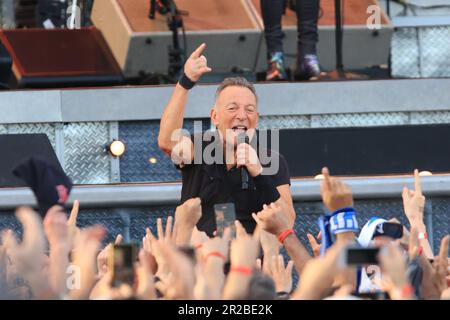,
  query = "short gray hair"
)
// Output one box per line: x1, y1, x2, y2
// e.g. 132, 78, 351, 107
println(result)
215, 77, 258, 103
